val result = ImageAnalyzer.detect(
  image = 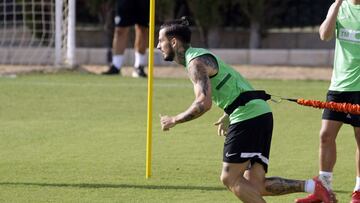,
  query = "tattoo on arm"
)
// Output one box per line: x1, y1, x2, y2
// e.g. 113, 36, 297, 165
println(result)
264, 177, 305, 195
177, 101, 206, 123
196, 54, 218, 71
188, 57, 211, 96
175, 57, 213, 124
